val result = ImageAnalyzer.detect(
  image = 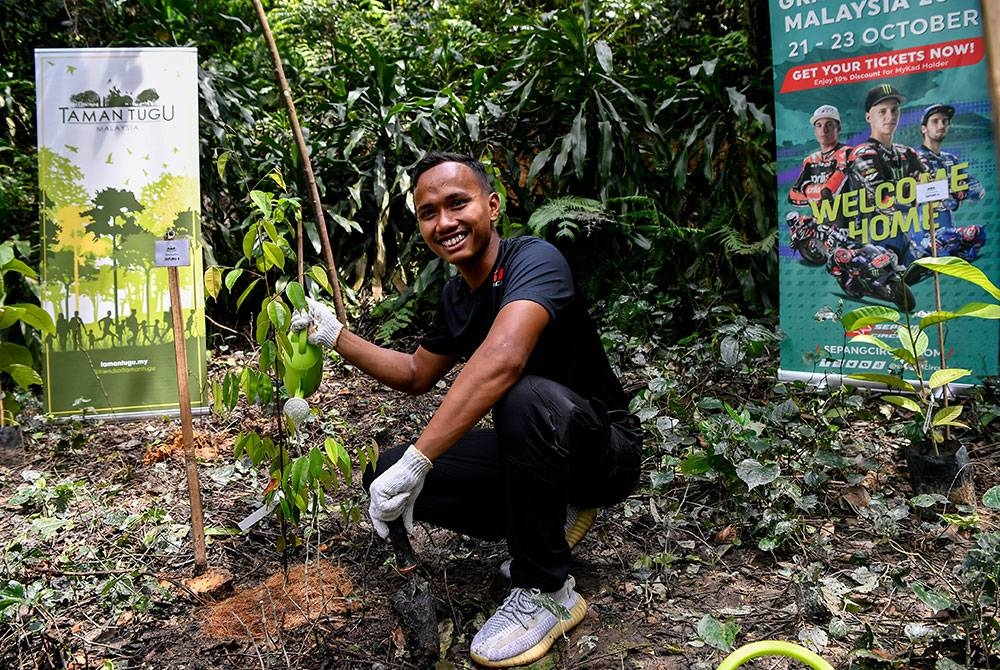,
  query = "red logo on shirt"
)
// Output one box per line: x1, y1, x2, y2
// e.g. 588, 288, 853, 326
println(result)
493, 267, 504, 287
